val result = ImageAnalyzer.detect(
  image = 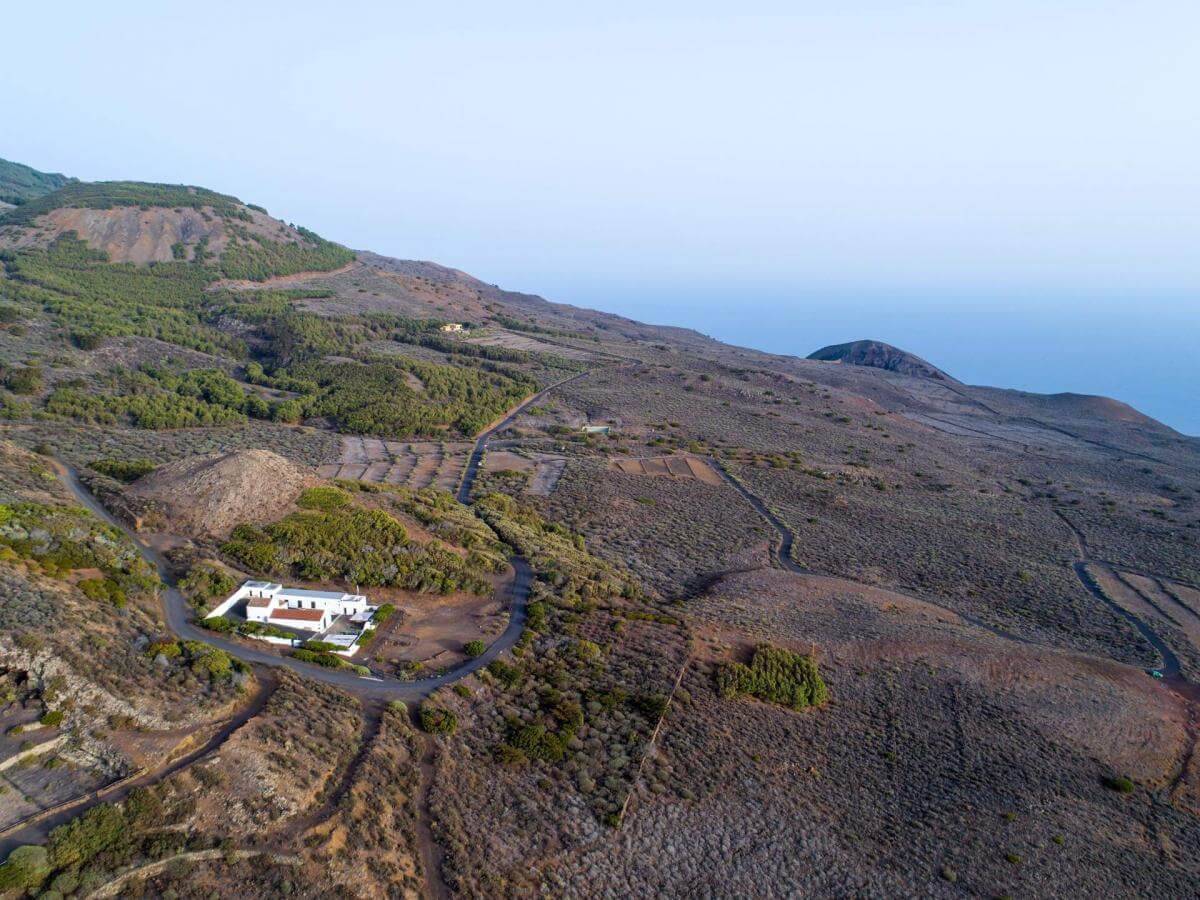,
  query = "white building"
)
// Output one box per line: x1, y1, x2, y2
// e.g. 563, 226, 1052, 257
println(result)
439, 322, 464, 333
216, 581, 377, 633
